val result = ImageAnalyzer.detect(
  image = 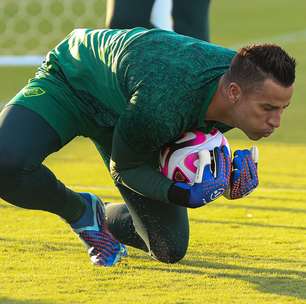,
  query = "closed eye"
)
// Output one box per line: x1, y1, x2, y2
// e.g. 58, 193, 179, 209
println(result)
262, 105, 276, 111
262, 103, 289, 111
